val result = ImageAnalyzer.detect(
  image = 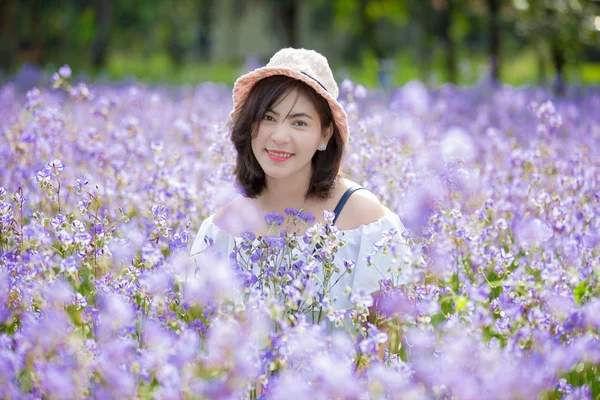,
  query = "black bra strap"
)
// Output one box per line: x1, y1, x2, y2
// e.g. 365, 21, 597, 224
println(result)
332, 186, 365, 225
313, 185, 365, 255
